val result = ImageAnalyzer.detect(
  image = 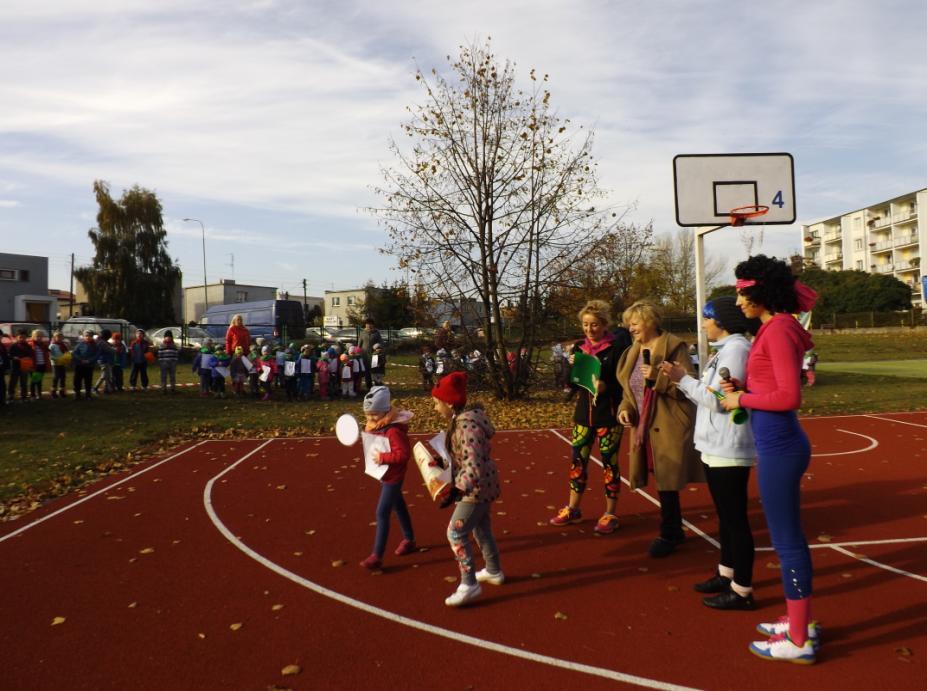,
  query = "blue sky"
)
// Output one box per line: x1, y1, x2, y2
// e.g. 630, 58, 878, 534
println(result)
2, 0, 926, 296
